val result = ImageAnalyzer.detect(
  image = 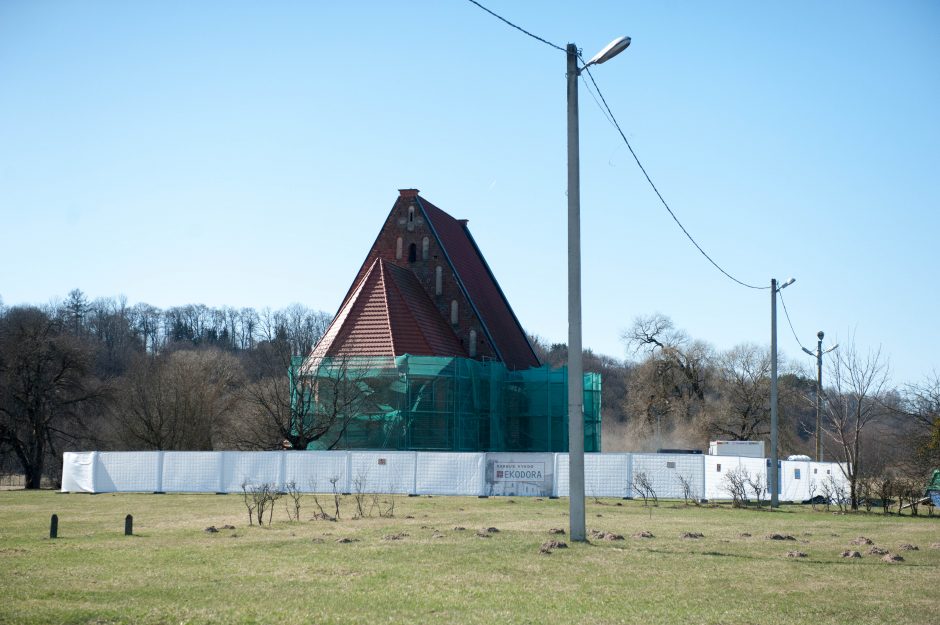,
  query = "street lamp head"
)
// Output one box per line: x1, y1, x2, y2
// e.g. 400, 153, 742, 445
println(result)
779, 277, 796, 290
825, 343, 839, 354
585, 36, 631, 68
817, 330, 825, 341
802, 347, 814, 356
